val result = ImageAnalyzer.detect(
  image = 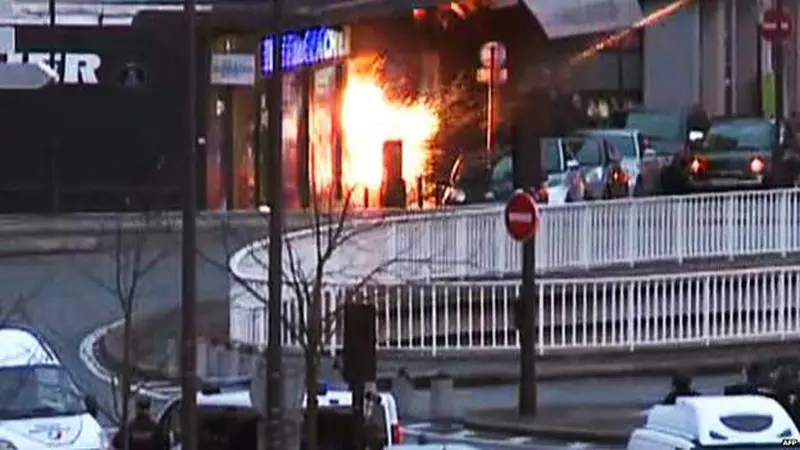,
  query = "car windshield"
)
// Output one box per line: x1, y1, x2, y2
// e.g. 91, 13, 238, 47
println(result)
490, 155, 512, 182
706, 120, 772, 150
541, 139, 564, 174
601, 134, 637, 158
0, 365, 86, 419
